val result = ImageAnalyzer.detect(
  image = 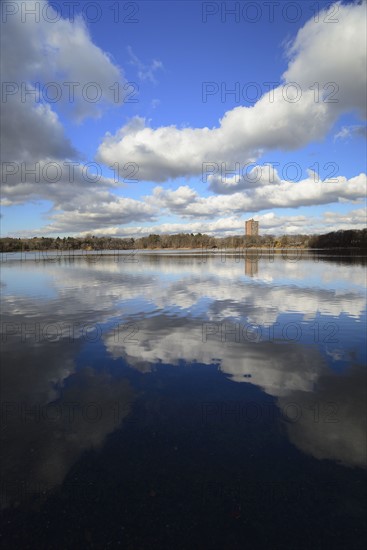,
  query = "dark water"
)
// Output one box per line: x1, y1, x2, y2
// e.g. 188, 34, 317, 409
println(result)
1, 254, 366, 549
